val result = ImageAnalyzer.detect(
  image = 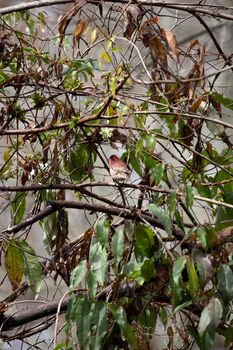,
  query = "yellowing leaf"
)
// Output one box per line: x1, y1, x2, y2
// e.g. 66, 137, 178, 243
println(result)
99, 51, 111, 63
5, 240, 23, 291
90, 28, 97, 44
109, 76, 116, 97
